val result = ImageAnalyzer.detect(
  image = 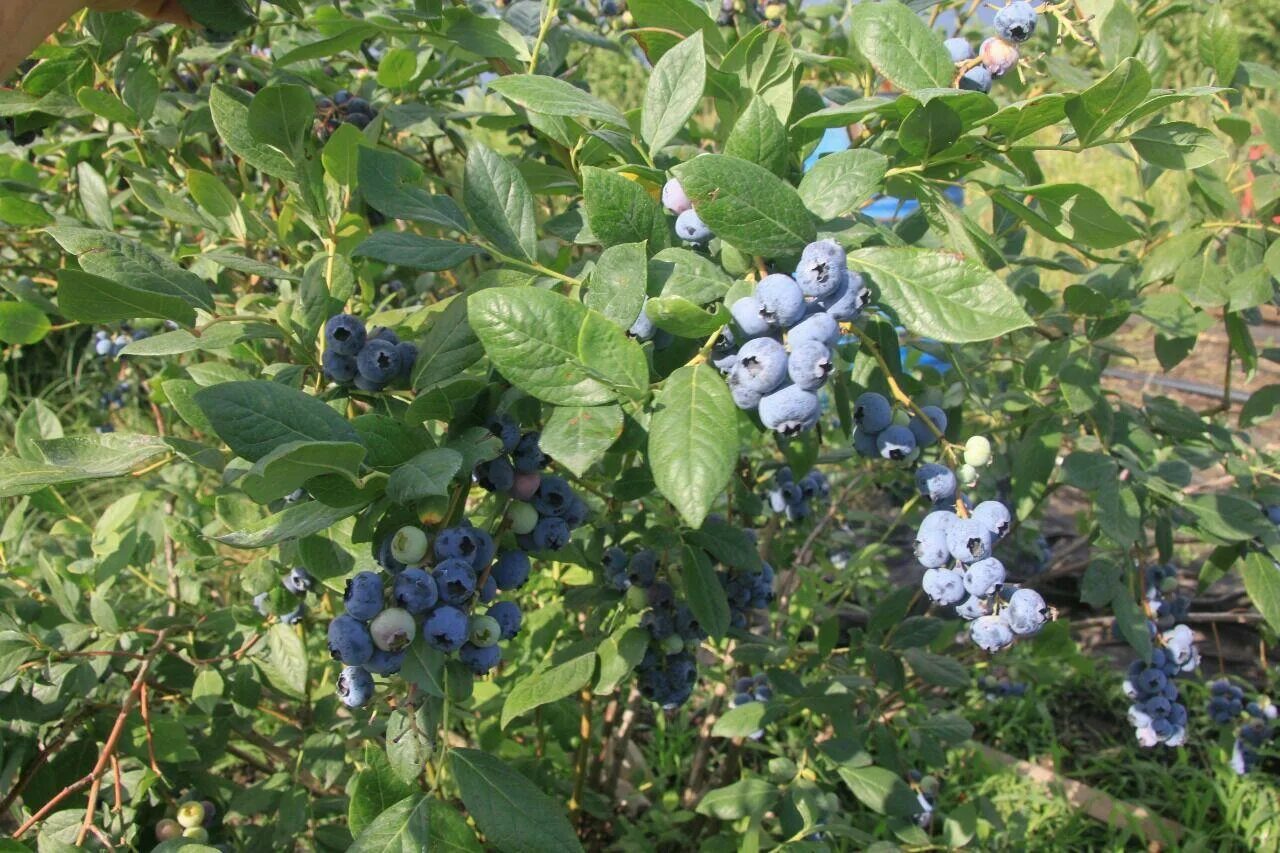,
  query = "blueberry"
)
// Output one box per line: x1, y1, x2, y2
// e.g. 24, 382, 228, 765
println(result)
852, 426, 880, 457
993, 1, 1037, 43
476, 456, 516, 492
662, 177, 691, 214
979, 37, 1019, 77
956, 595, 989, 620
758, 384, 820, 437
337, 665, 374, 708
788, 311, 840, 348
343, 571, 384, 621
876, 425, 917, 461
253, 592, 270, 617
817, 271, 870, 321
508, 501, 539, 535
963, 435, 992, 467
628, 300, 656, 341
944, 36, 974, 62
281, 602, 306, 625
532, 516, 570, 550
376, 536, 406, 573
468, 527, 496, 571
322, 350, 357, 383
915, 463, 957, 504
369, 326, 399, 345
365, 648, 407, 676
733, 338, 789, 395
334, 89, 352, 105
794, 240, 846, 298
915, 511, 957, 568
787, 340, 833, 391
423, 605, 469, 652
728, 373, 764, 411
532, 476, 575, 517
675, 209, 712, 243
353, 374, 388, 393
946, 518, 992, 564
730, 296, 774, 339
969, 614, 1014, 652
628, 549, 658, 587
395, 342, 418, 377
327, 614, 374, 665
485, 414, 522, 453
491, 551, 531, 590
562, 494, 589, 528
458, 642, 502, 675
853, 392, 892, 433
963, 558, 1005, 597
370, 607, 417, 652
478, 574, 497, 603
434, 558, 477, 605
908, 406, 948, 448
390, 525, 429, 565
755, 274, 806, 328
435, 526, 482, 562
922, 567, 966, 605
488, 600, 523, 640
283, 567, 314, 596
971, 501, 1012, 540
325, 314, 367, 357
512, 431, 547, 473
356, 339, 402, 384
959, 66, 993, 93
